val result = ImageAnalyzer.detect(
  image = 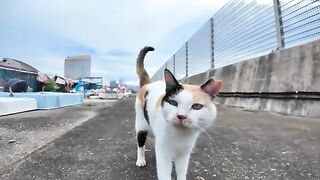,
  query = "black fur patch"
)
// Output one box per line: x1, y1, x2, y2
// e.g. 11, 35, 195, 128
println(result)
161, 84, 183, 106
144, 90, 149, 98
137, 130, 148, 147
143, 91, 150, 124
